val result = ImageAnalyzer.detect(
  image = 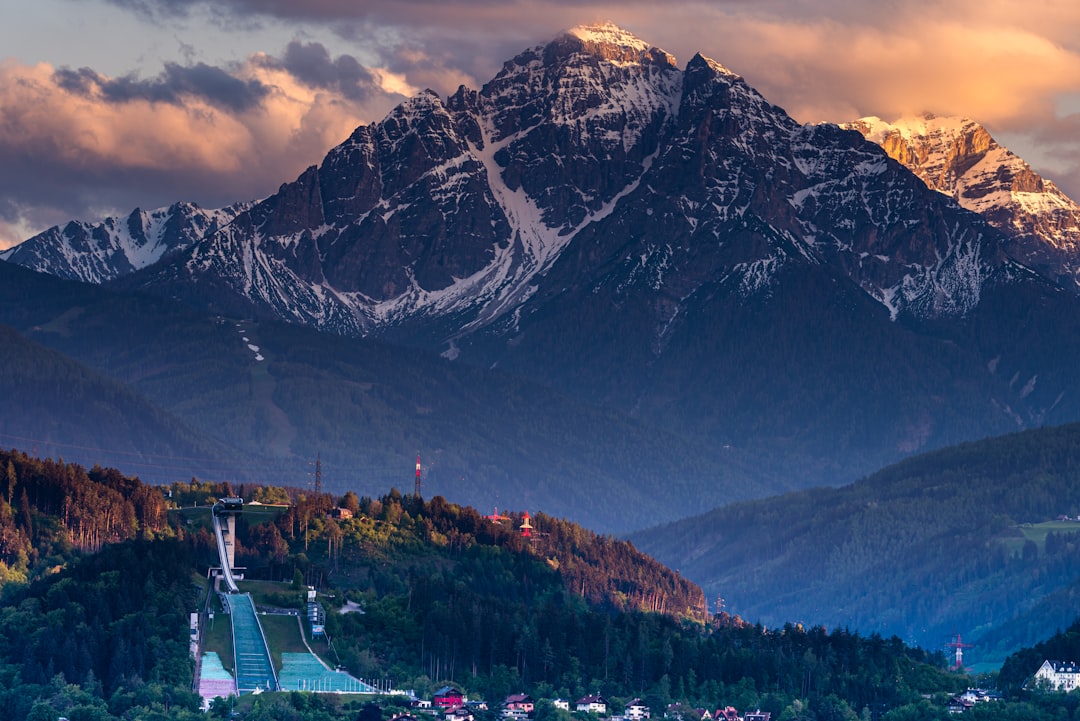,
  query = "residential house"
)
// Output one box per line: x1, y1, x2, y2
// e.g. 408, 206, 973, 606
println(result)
502, 694, 535, 720
577, 695, 608, 715
434, 686, 466, 710
625, 699, 650, 720
716, 708, 739, 721
744, 712, 771, 721
1031, 660, 1080, 692
448, 706, 474, 721
552, 699, 570, 711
